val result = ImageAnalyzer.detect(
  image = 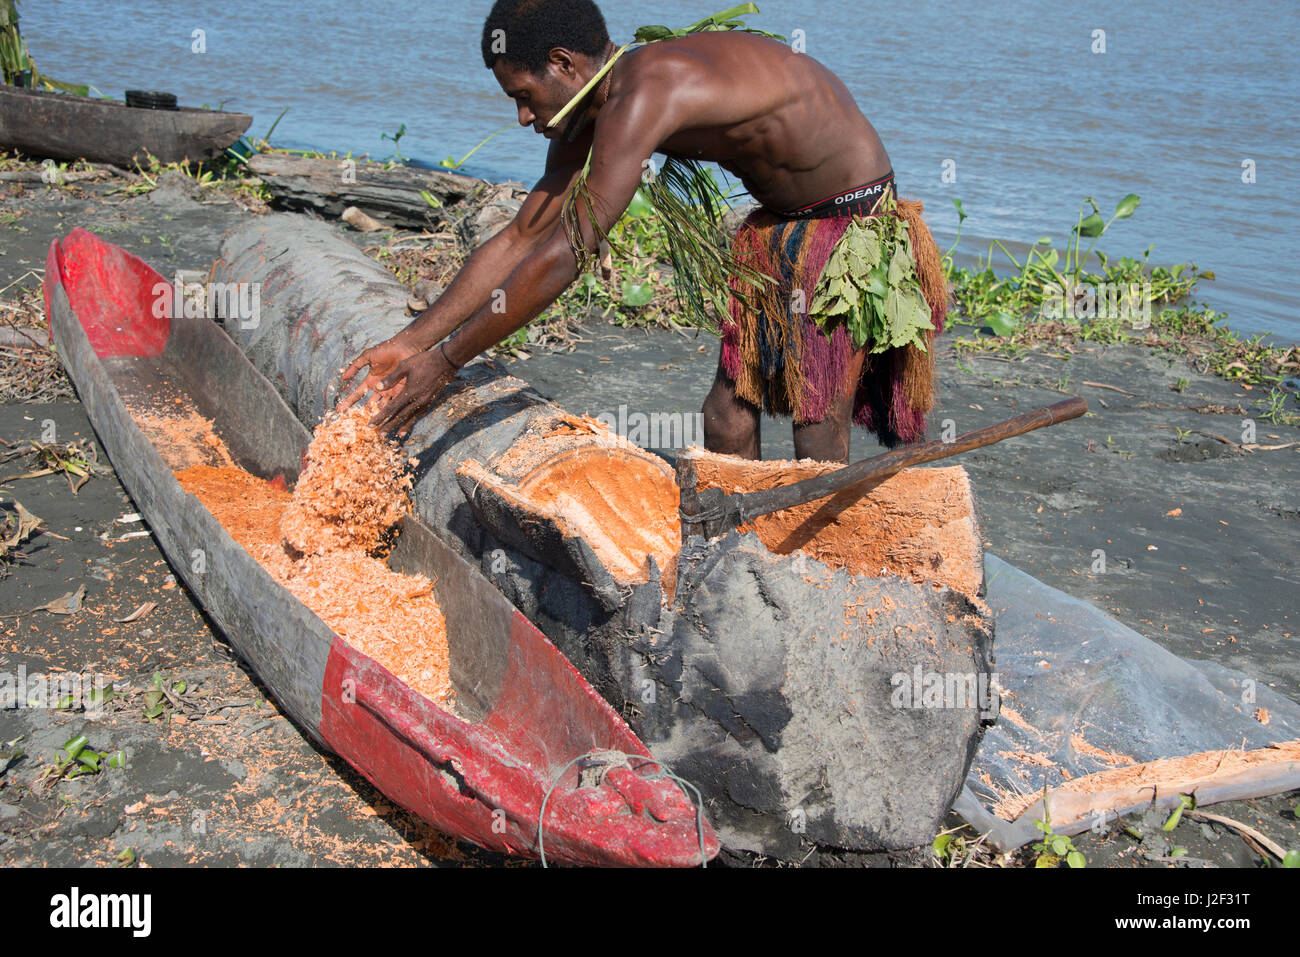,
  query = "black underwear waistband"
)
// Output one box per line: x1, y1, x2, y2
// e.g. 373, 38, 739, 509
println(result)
772, 170, 896, 220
